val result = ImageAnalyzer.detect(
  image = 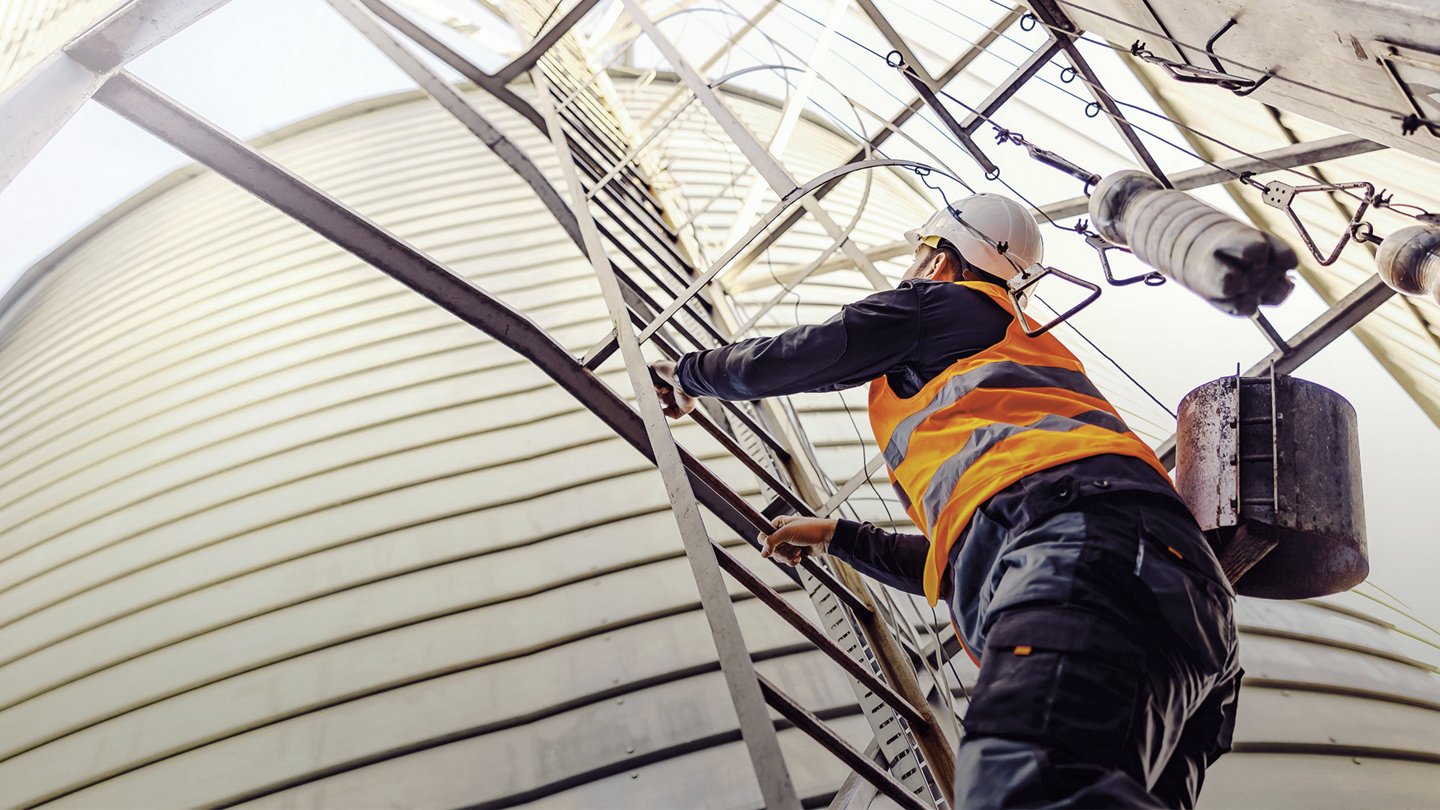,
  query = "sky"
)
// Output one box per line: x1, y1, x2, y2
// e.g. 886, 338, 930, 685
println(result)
1, 0, 1437, 627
